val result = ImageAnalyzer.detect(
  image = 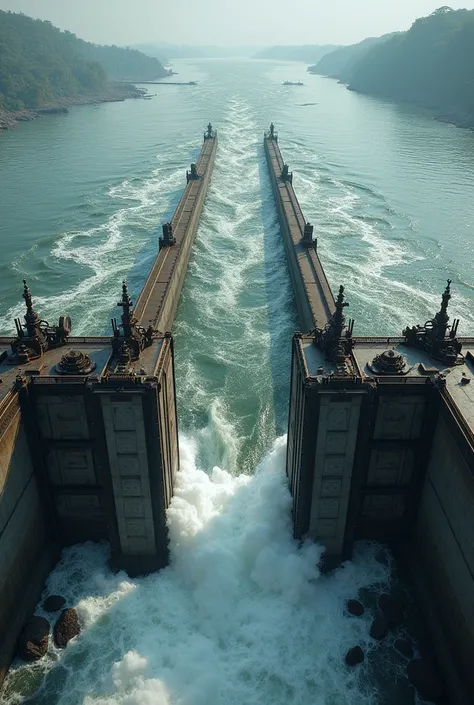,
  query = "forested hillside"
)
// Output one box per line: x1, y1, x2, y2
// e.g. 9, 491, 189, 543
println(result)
310, 7, 474, 128
0, 11, 166, 111
74, 40, 168, 82
308, 35, 396, 83
348, 7, 474, 126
